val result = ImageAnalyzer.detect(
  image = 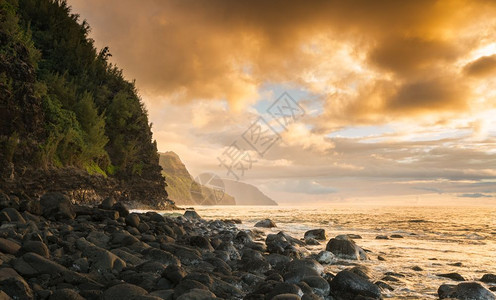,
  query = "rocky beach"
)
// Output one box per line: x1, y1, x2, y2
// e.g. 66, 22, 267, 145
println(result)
0, 193, 495, 300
